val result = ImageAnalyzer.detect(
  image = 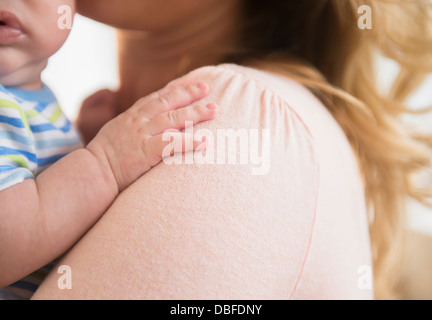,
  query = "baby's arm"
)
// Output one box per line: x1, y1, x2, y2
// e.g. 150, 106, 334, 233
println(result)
0, 83, 217, 287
